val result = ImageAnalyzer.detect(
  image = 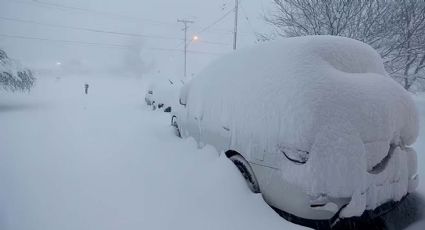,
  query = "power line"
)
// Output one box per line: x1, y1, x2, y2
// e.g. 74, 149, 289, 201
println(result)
0, 33, 131, 49
30, 0, 245, 36
4, 0, 251, 38
239, 1, 258, 36
6, 0, 248, 37
149, 47, 224, 56
196, 7, 235, 35
192, 5, 251, 37
0, 33, 225, 55
175, 7, 236, 49
0, 16, 230, 46
0, 16, 178, 40
4, 0, 177, 27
